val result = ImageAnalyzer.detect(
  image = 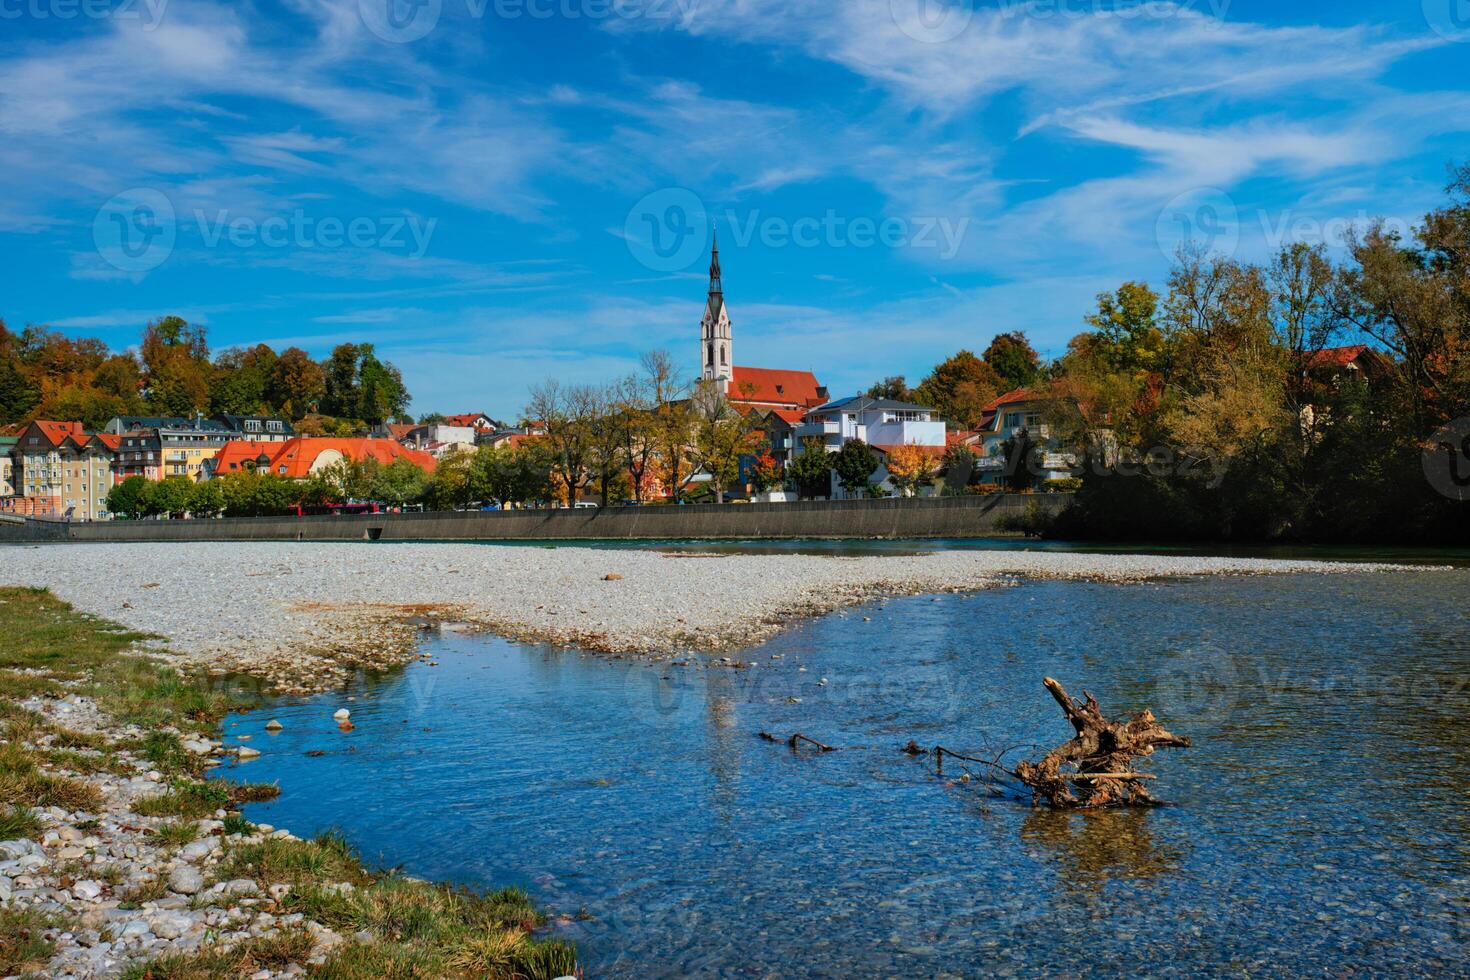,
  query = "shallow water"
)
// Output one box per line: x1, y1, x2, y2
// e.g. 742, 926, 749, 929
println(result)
223, 570, 1470, 976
